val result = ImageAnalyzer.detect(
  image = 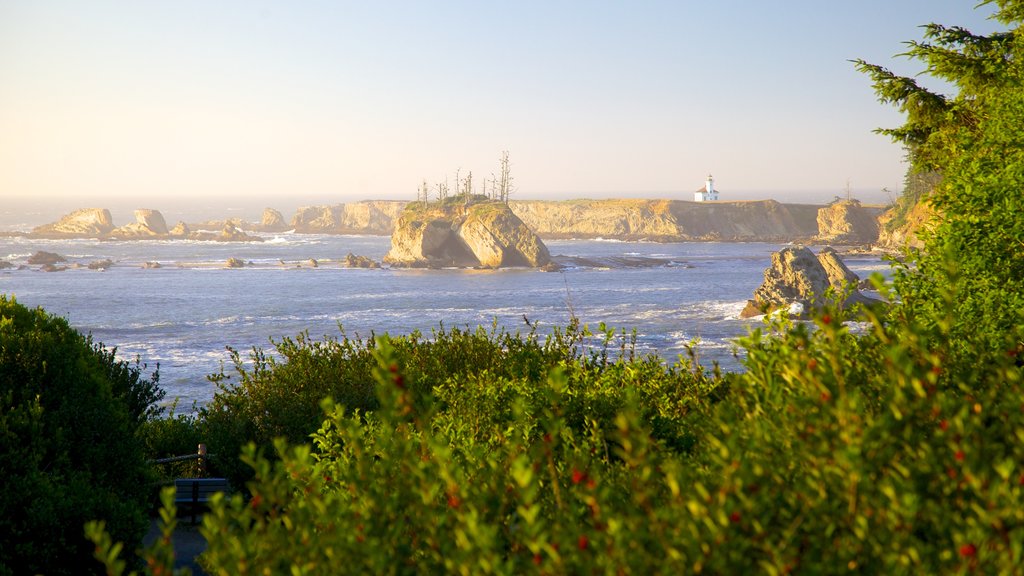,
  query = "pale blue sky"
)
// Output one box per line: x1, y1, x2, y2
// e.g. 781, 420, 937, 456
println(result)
0, 1, 1006, 206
